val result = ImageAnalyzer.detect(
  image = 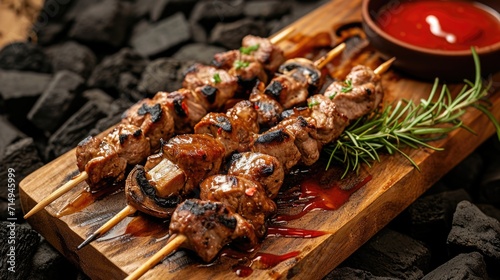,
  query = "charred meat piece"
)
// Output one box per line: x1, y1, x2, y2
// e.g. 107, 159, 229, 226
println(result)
225, 100, 260, 152
227, 152, 284, 199
153, 89, 209, 134
305, 94, 349, 144
194, 112, 240, 156
249, 81, 283, 127
276, 116, 321, 166
241, 35, 285, 73
200, 175, 277, 238
169, 199, 258, 262
324, 65, 383, 121
213, 50, 268, 84
159, 134, 226, 195
251, 127, 302, 171
265, 57, 323, 109
183, 64, 239, 111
